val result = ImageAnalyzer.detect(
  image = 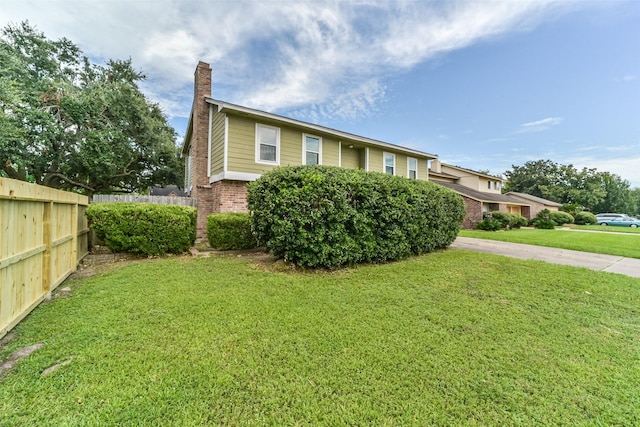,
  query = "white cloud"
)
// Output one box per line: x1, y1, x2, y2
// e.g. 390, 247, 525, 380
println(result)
517, 117, 563, 133
0, 0, 570, 123
568, 155, 640, 188
623, 74, 637, 82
